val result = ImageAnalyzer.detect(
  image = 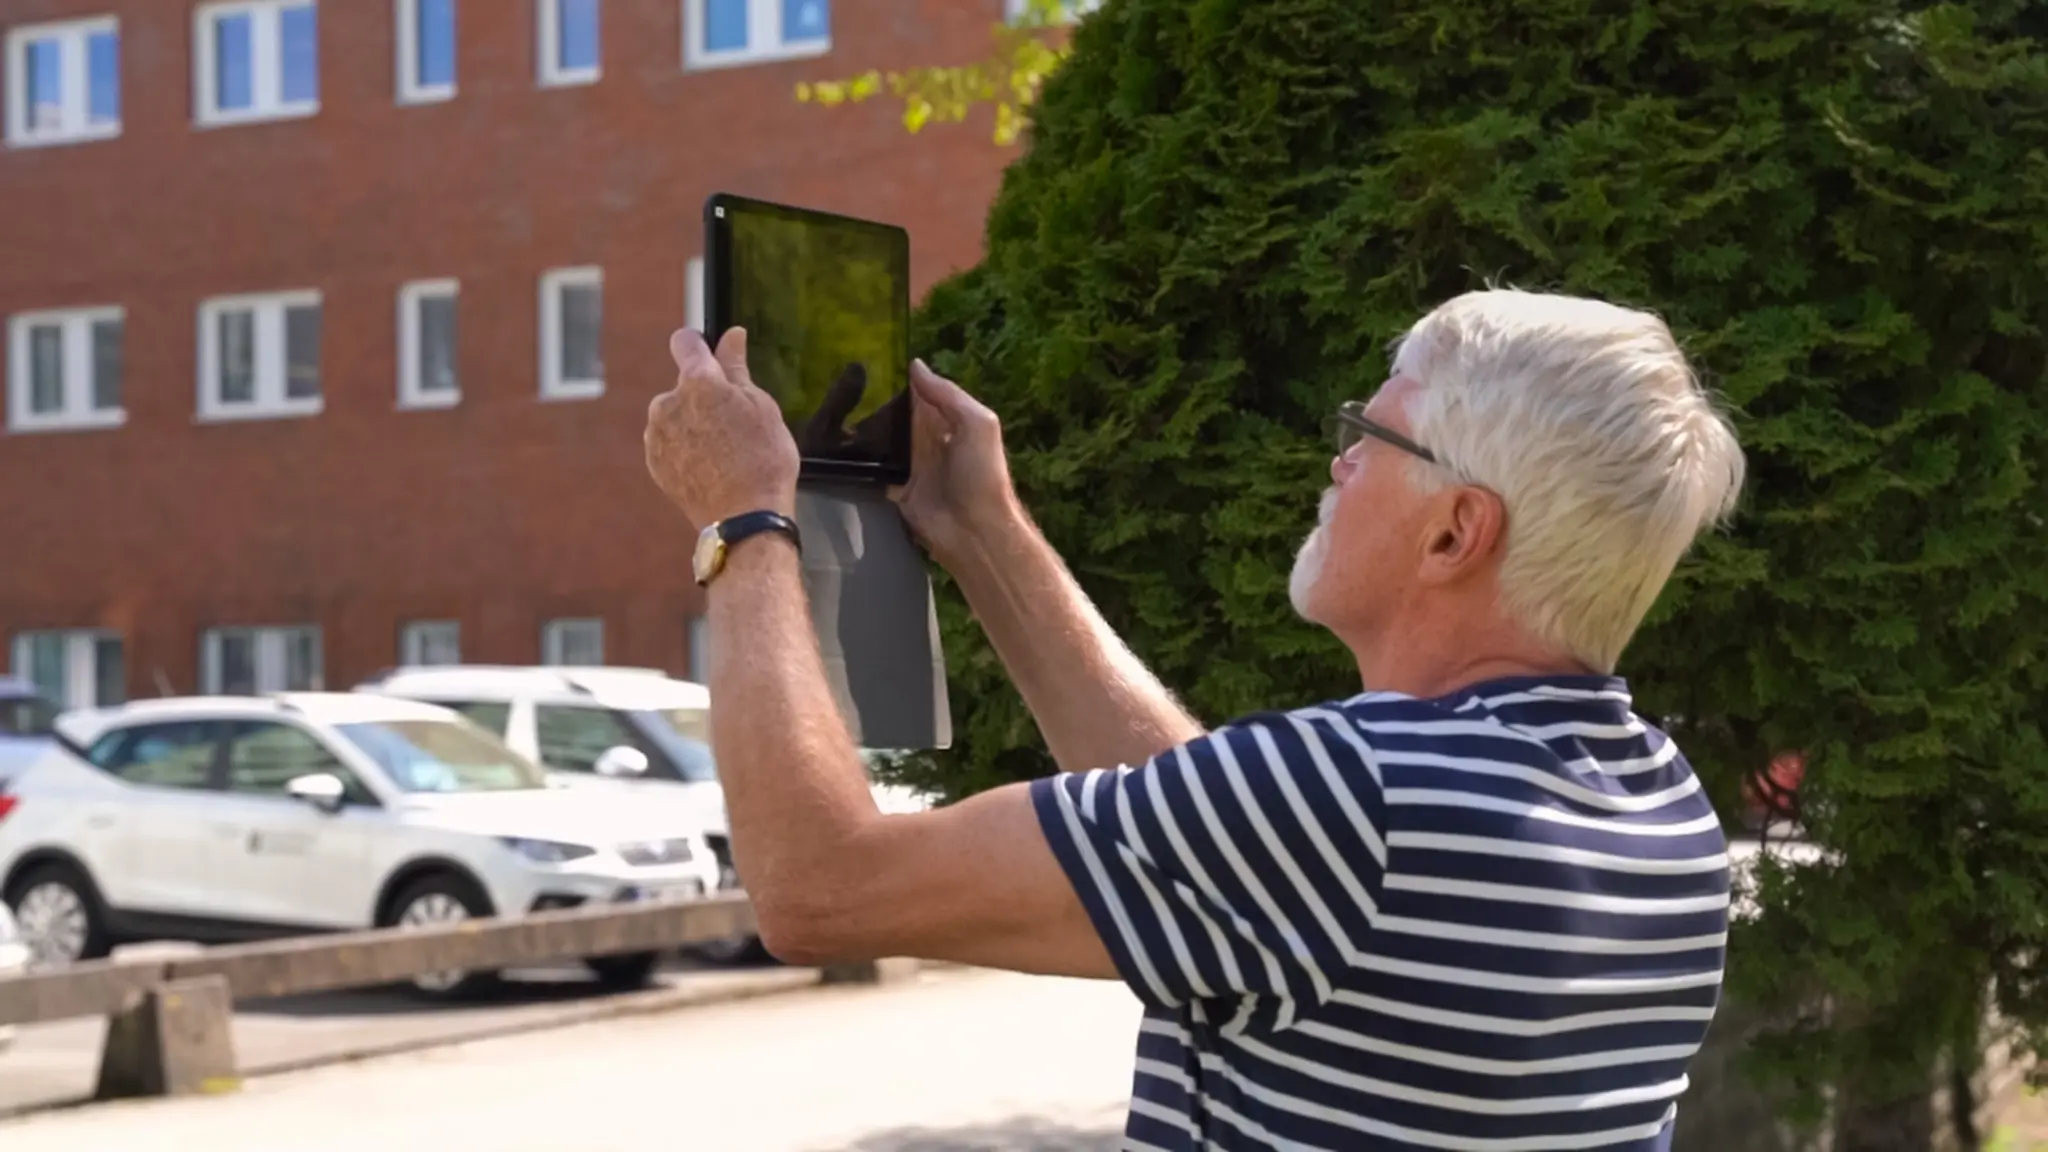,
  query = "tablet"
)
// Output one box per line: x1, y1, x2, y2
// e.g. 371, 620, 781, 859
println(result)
704, 193, 913, 486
